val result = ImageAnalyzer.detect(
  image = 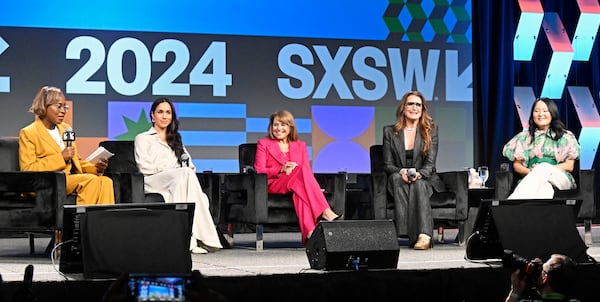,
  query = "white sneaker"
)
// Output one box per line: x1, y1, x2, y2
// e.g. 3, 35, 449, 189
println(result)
190, 246, 208, 254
